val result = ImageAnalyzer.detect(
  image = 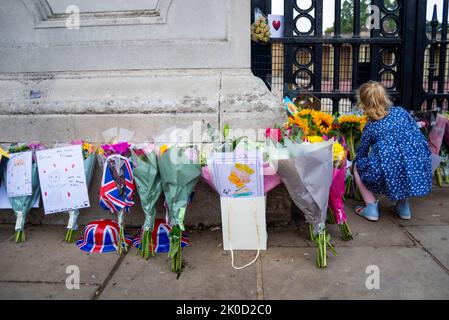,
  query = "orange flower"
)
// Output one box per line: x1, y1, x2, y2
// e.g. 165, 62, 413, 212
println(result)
289, 115, 310, 136
312, 111, 334, 135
